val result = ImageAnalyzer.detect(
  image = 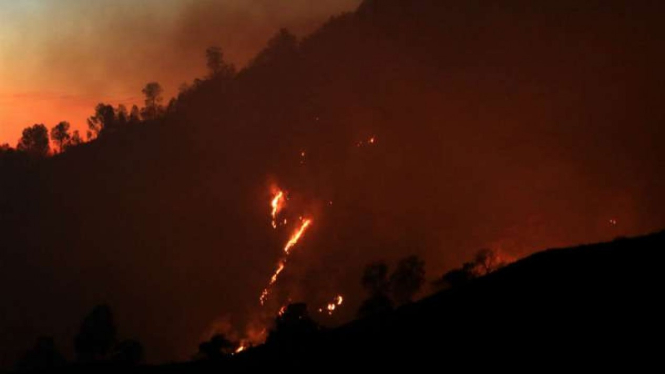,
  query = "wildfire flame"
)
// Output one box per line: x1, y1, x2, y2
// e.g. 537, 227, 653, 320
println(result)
260, 218, 313, 305
234, 342, 248, 354
283, 219, 312, 254
270, 262, 286, 285
321, 295, 344, 315
271, 190, 285, 229
260, 262, 284, 305
259, 289, 269, 305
